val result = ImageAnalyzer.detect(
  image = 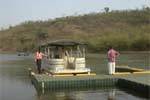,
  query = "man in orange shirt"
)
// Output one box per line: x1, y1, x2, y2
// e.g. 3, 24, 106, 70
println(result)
35, 48, 45, 74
